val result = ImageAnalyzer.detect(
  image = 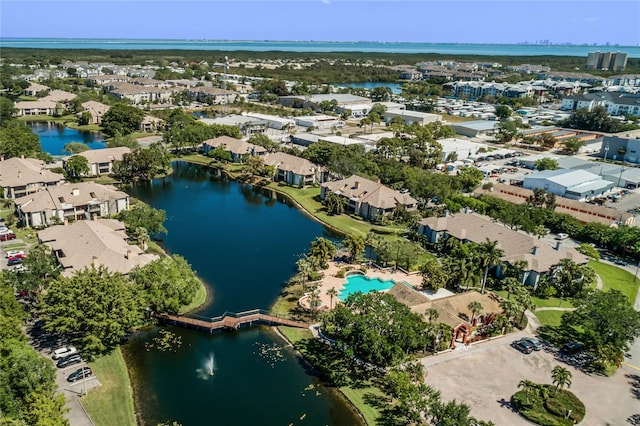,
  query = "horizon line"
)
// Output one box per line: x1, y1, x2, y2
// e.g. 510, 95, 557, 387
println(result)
1, 37, 639, 48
